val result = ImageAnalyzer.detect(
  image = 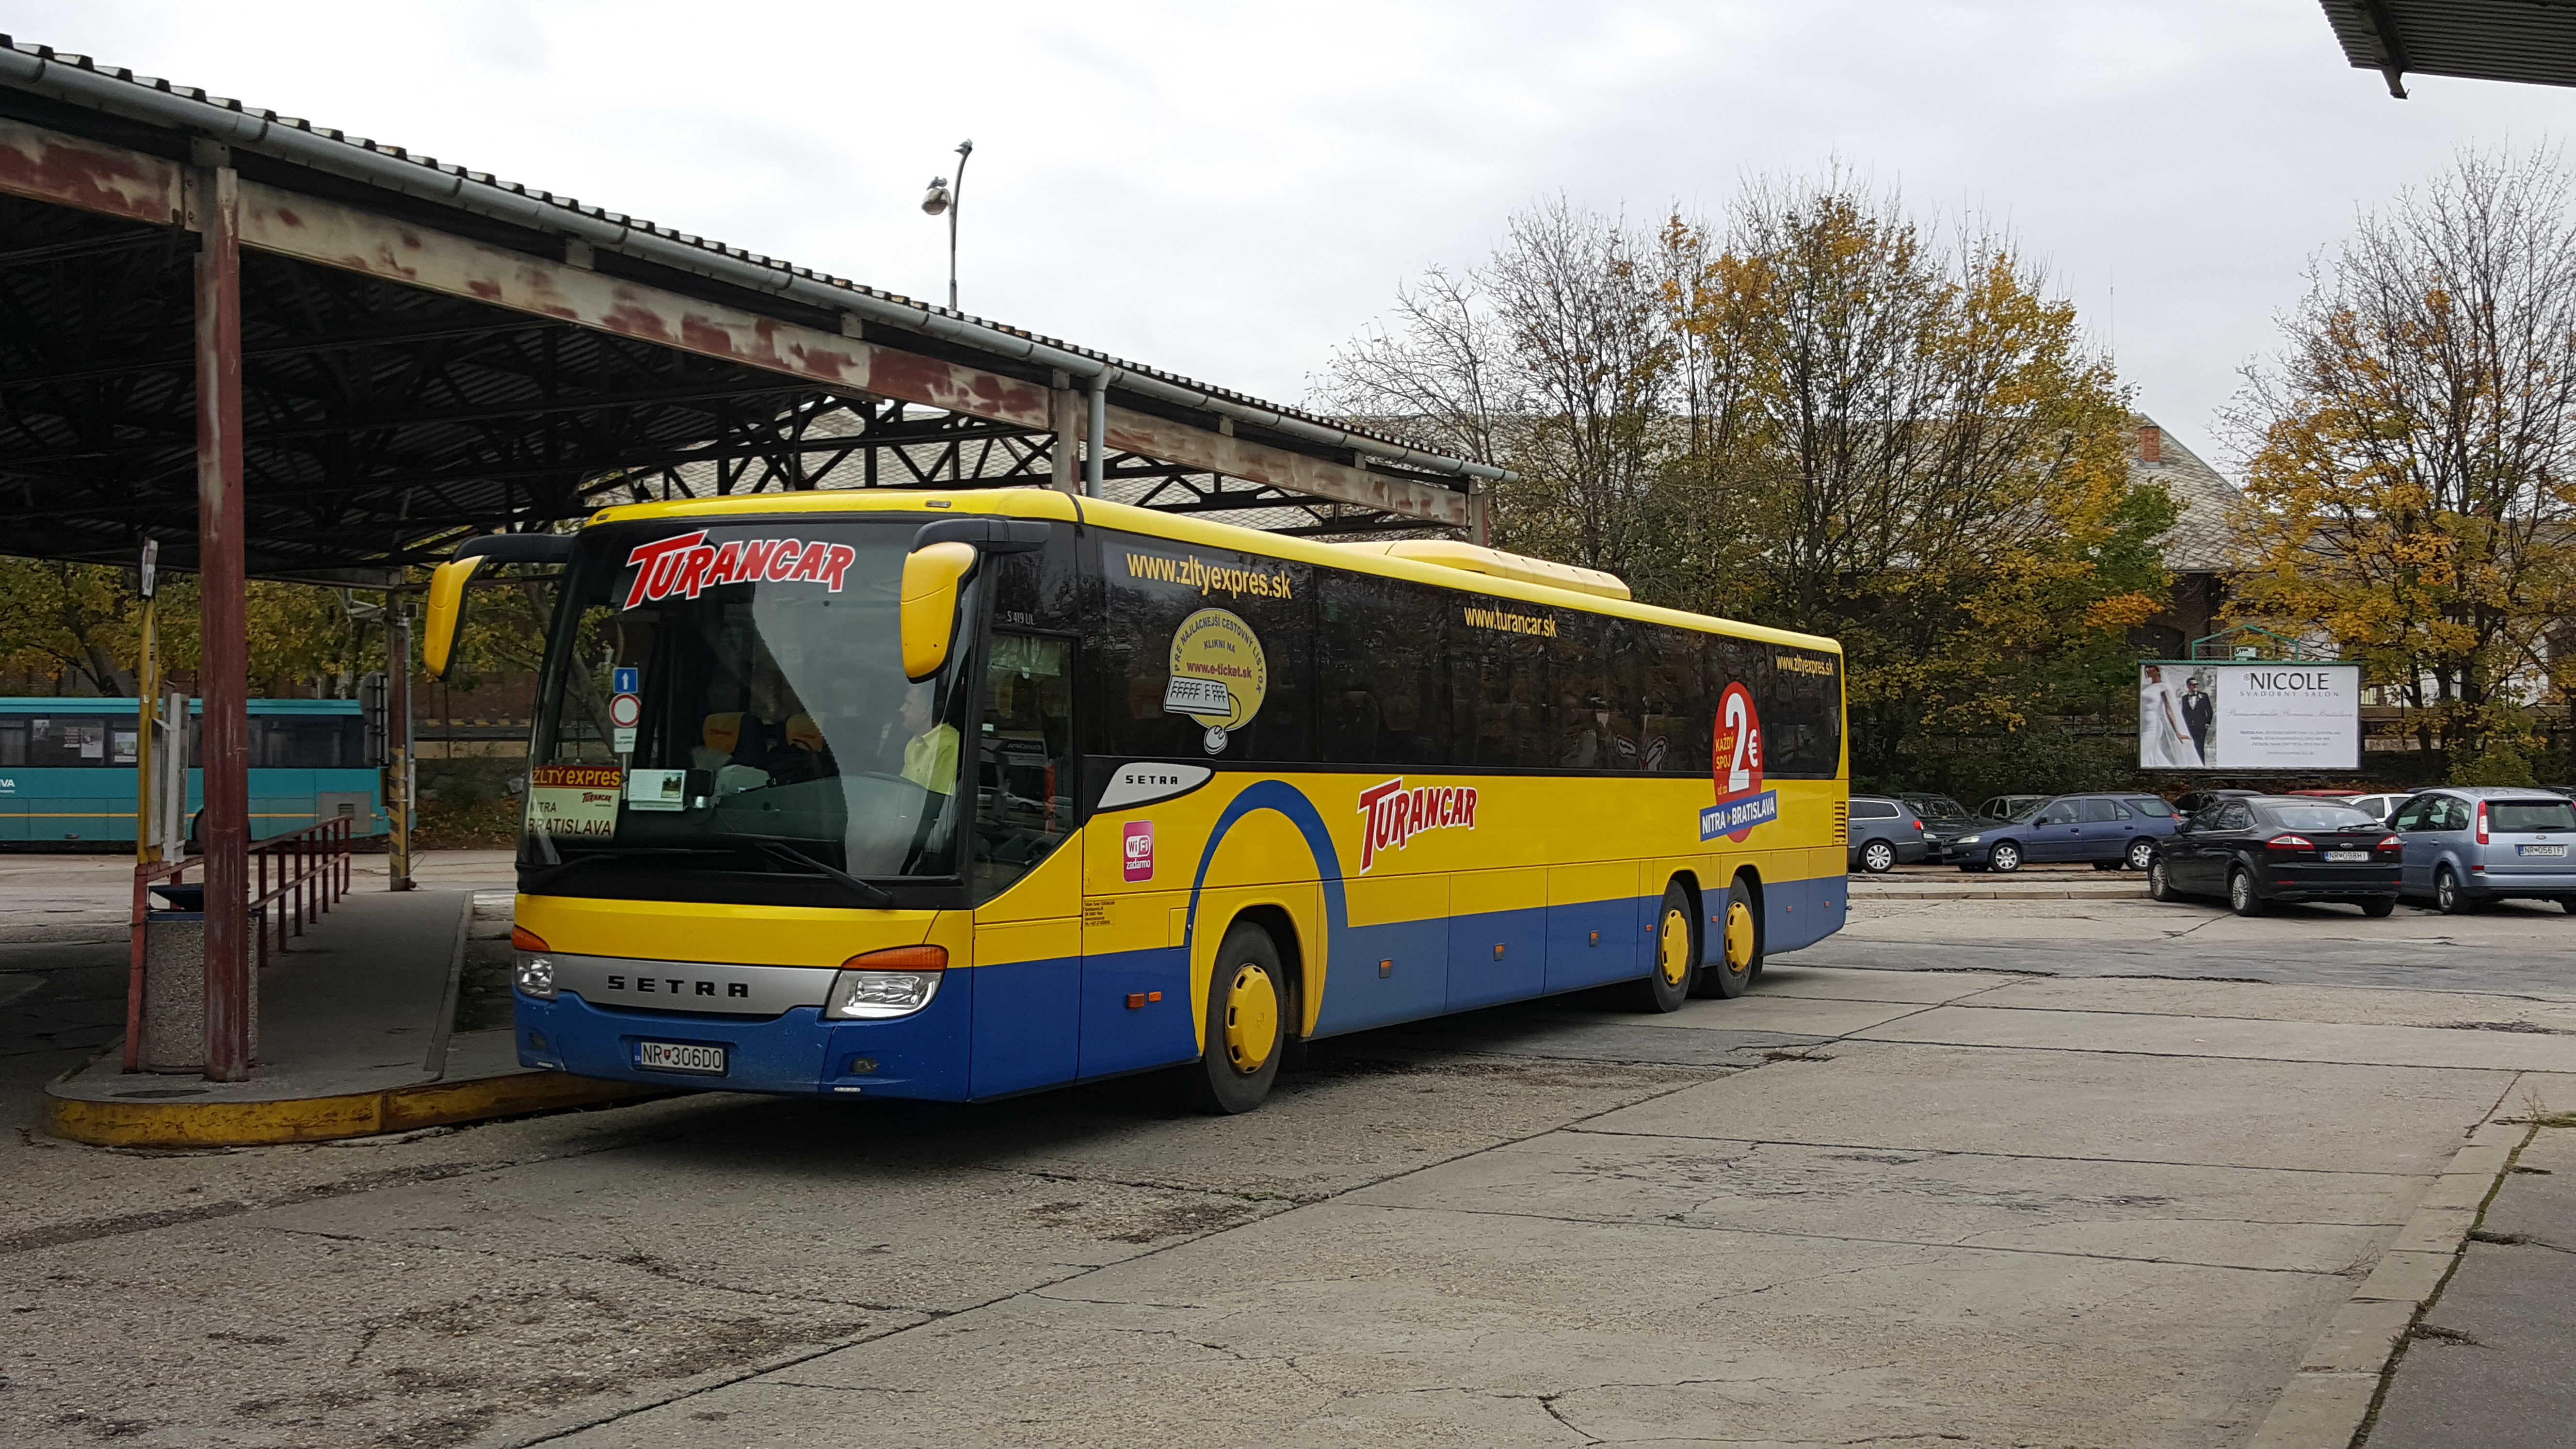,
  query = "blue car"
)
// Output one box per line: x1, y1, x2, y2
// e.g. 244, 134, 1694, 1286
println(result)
1951, 791, 2180, 874
2388, 787, 2576, 915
